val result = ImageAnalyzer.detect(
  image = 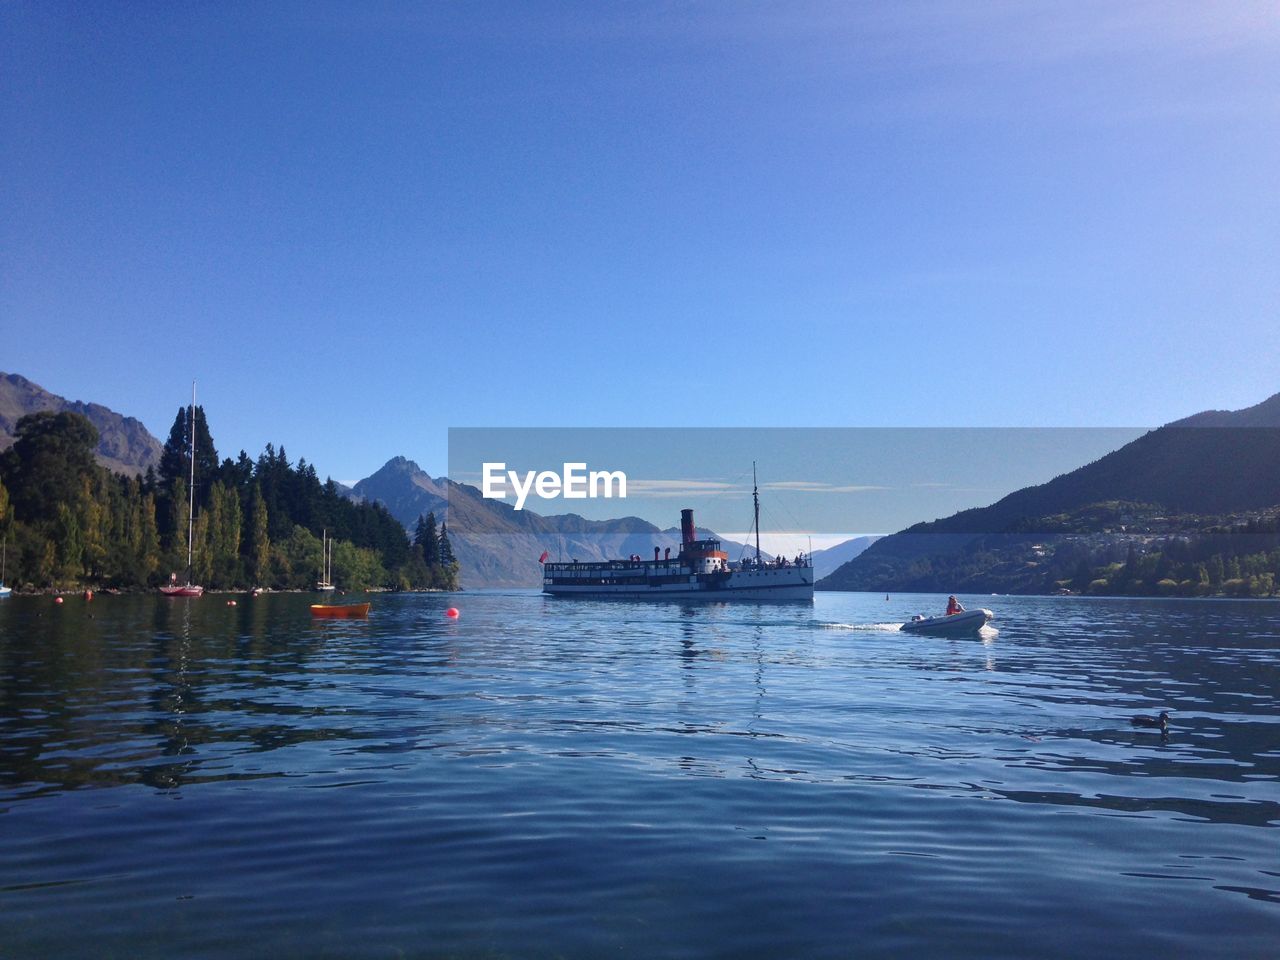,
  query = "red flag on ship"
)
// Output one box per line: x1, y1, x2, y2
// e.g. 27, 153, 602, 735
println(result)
538, 550, 549, 564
